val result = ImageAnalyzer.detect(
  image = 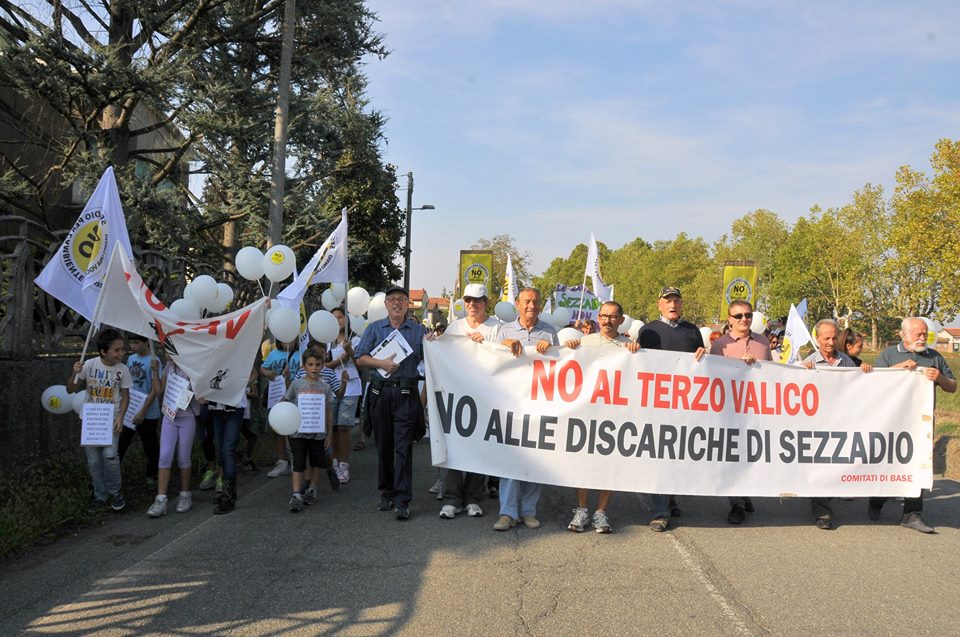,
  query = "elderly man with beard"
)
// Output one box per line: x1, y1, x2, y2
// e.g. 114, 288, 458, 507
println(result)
437, 283, 500, 520
868, 317, 956, 533
493, 287, 558, 531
